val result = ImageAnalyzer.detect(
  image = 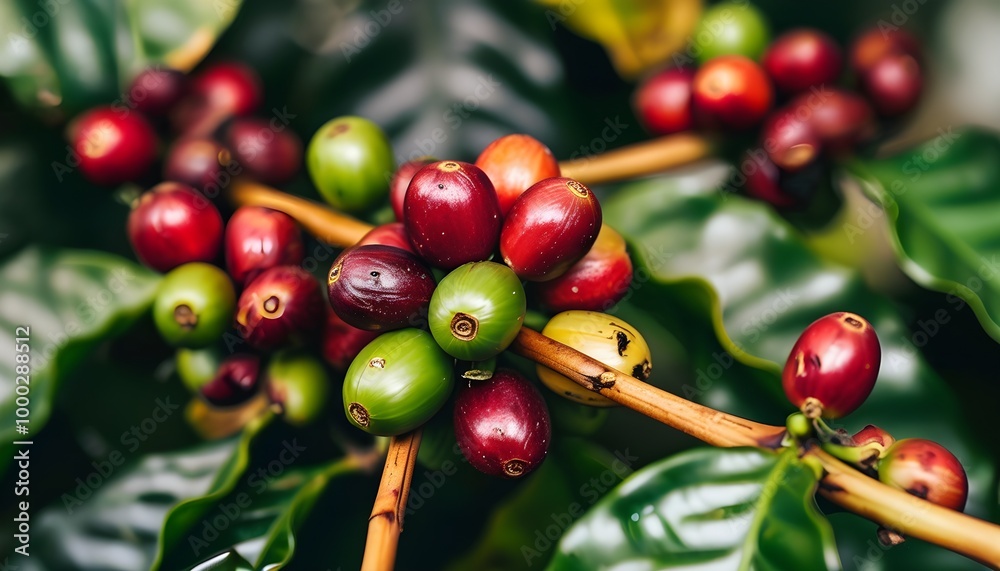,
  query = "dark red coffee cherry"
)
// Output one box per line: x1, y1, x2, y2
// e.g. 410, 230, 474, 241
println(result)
200, 354, 261, 407
879, 438, 968, 512
535, 224, 633, 312
172, 61, 263, 135
71, 106, 158, 186
327, 245, 437, 331
760, 107, 822, 171
853, 424, 895, 454
357, 223, 417, 255
128, 182, 223, 272
404, 160, 502, 270
225, 206, 304, 286
127, 67, 187, 117
763, 29, 842, 95
741, 150, 825, 210
501, 177, 602, 281
225, 117, 303, 185
390, 157, 436, 222
633, 67, 696, 135
236, 266, 325, 350
792, 88, 875, 154
454, 368, 551, 479
163, 138, 232, 199
321, 308, 380, 371
859, 53, 923, 118
849, 27, 922, 76
692, 55, 773, 130
475, 134, 561, 215
782, 312, 881, 419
